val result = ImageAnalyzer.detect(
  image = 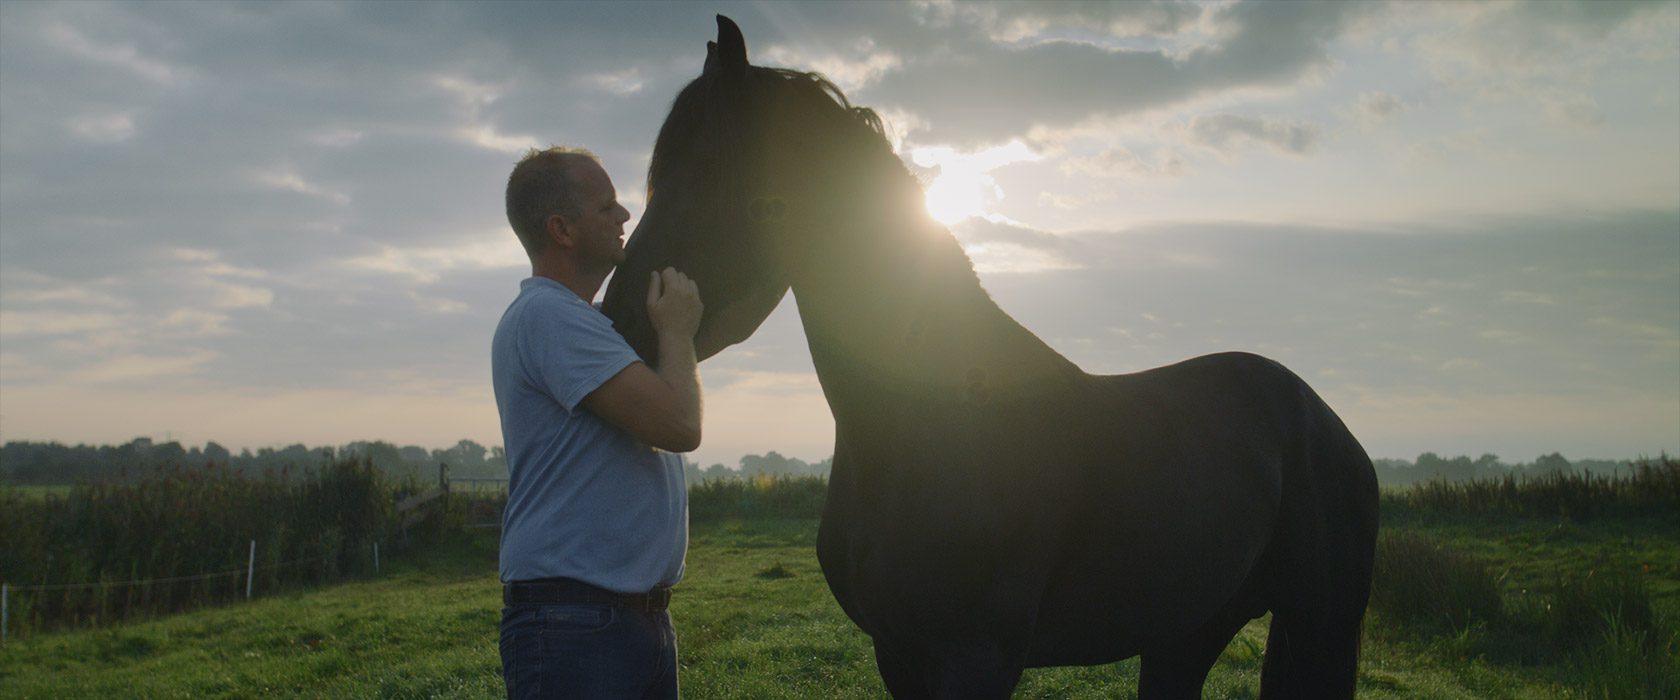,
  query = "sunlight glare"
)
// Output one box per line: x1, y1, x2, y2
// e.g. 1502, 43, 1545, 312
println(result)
912, 141, 1040, 225
923, 169, 994, 225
